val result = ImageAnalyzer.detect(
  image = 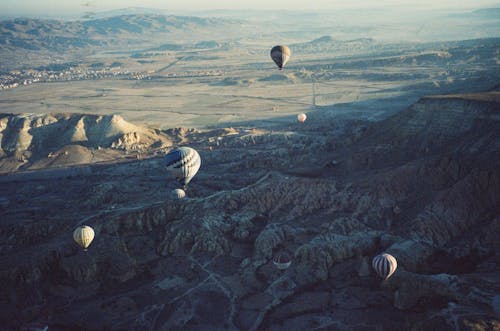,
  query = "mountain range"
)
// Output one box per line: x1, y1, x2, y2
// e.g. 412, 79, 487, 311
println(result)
0, 14, 241, 53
